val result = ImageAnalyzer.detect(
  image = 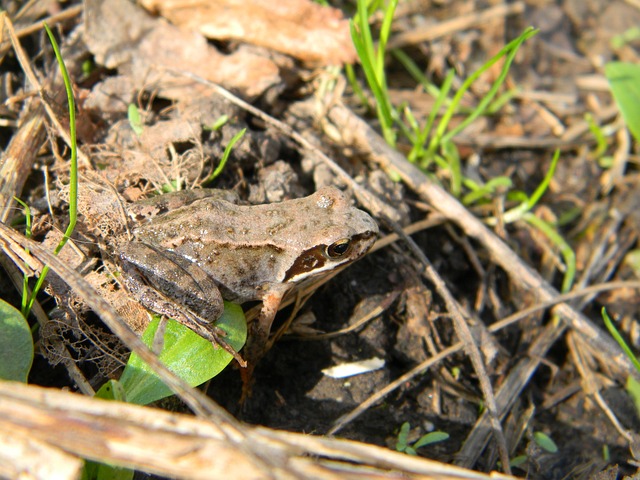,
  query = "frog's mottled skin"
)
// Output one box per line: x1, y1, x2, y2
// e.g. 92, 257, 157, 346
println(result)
118, 187, 378, 369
